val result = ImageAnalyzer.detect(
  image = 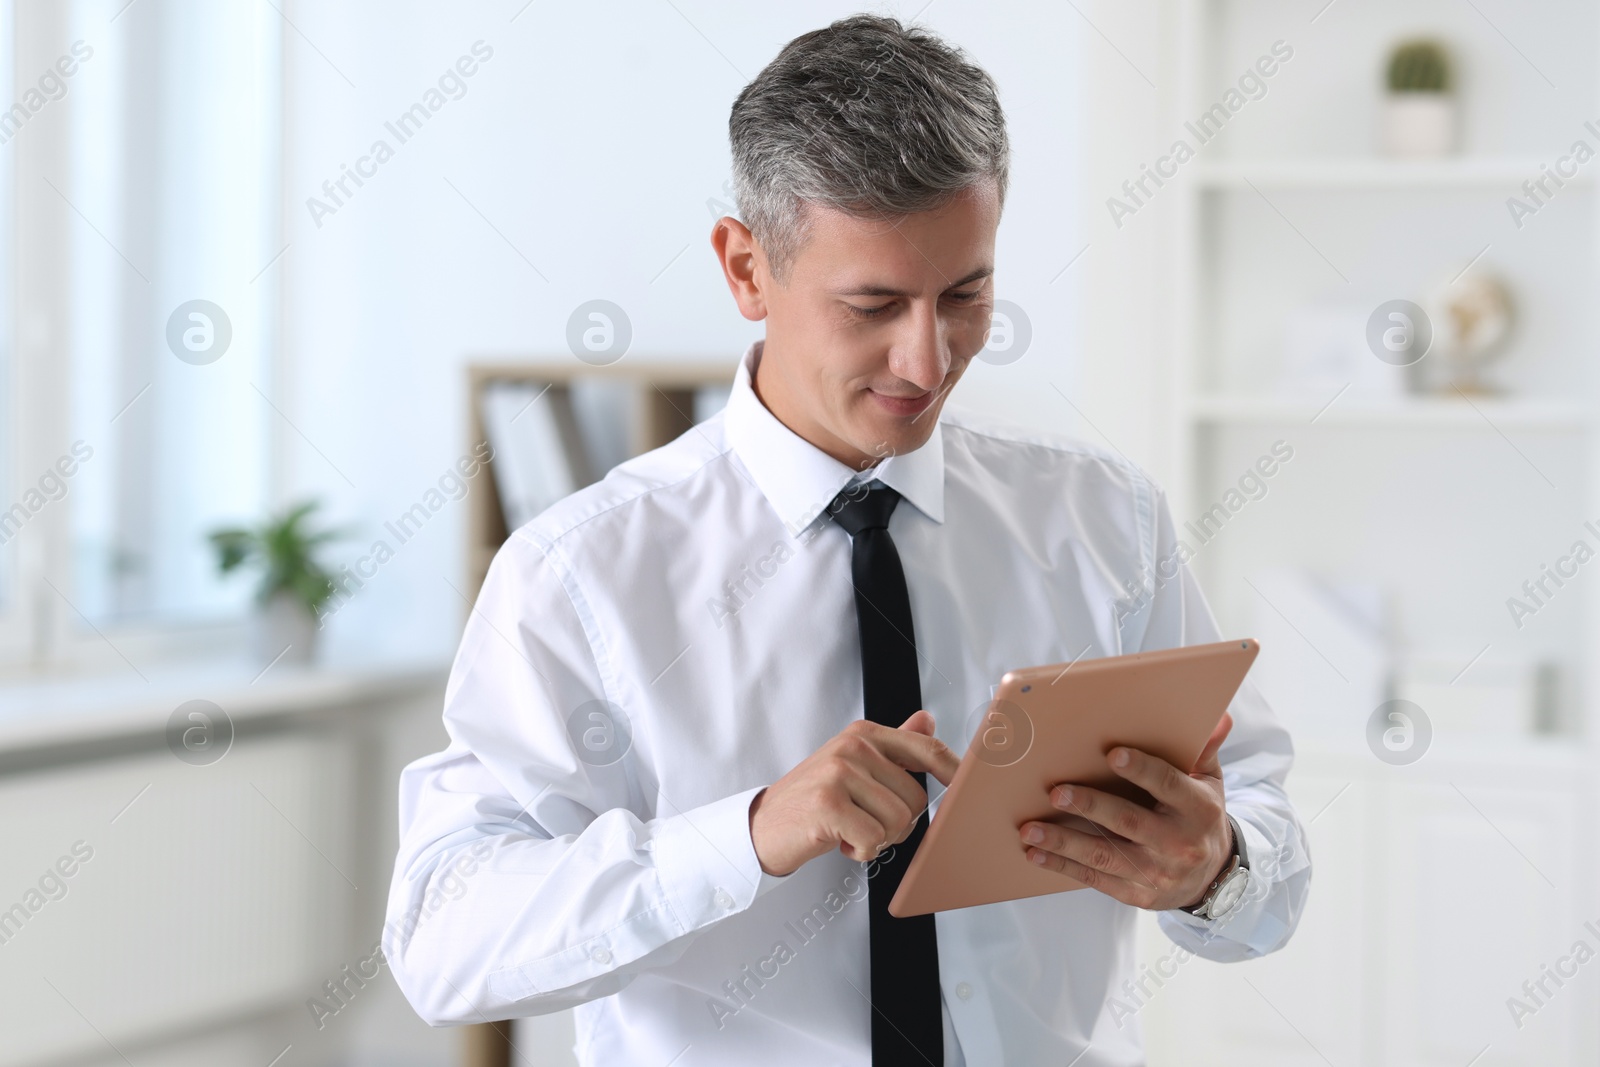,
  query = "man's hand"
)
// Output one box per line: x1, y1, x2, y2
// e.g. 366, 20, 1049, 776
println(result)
750, 710, 960, 877
1018, 712, 1235, 911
